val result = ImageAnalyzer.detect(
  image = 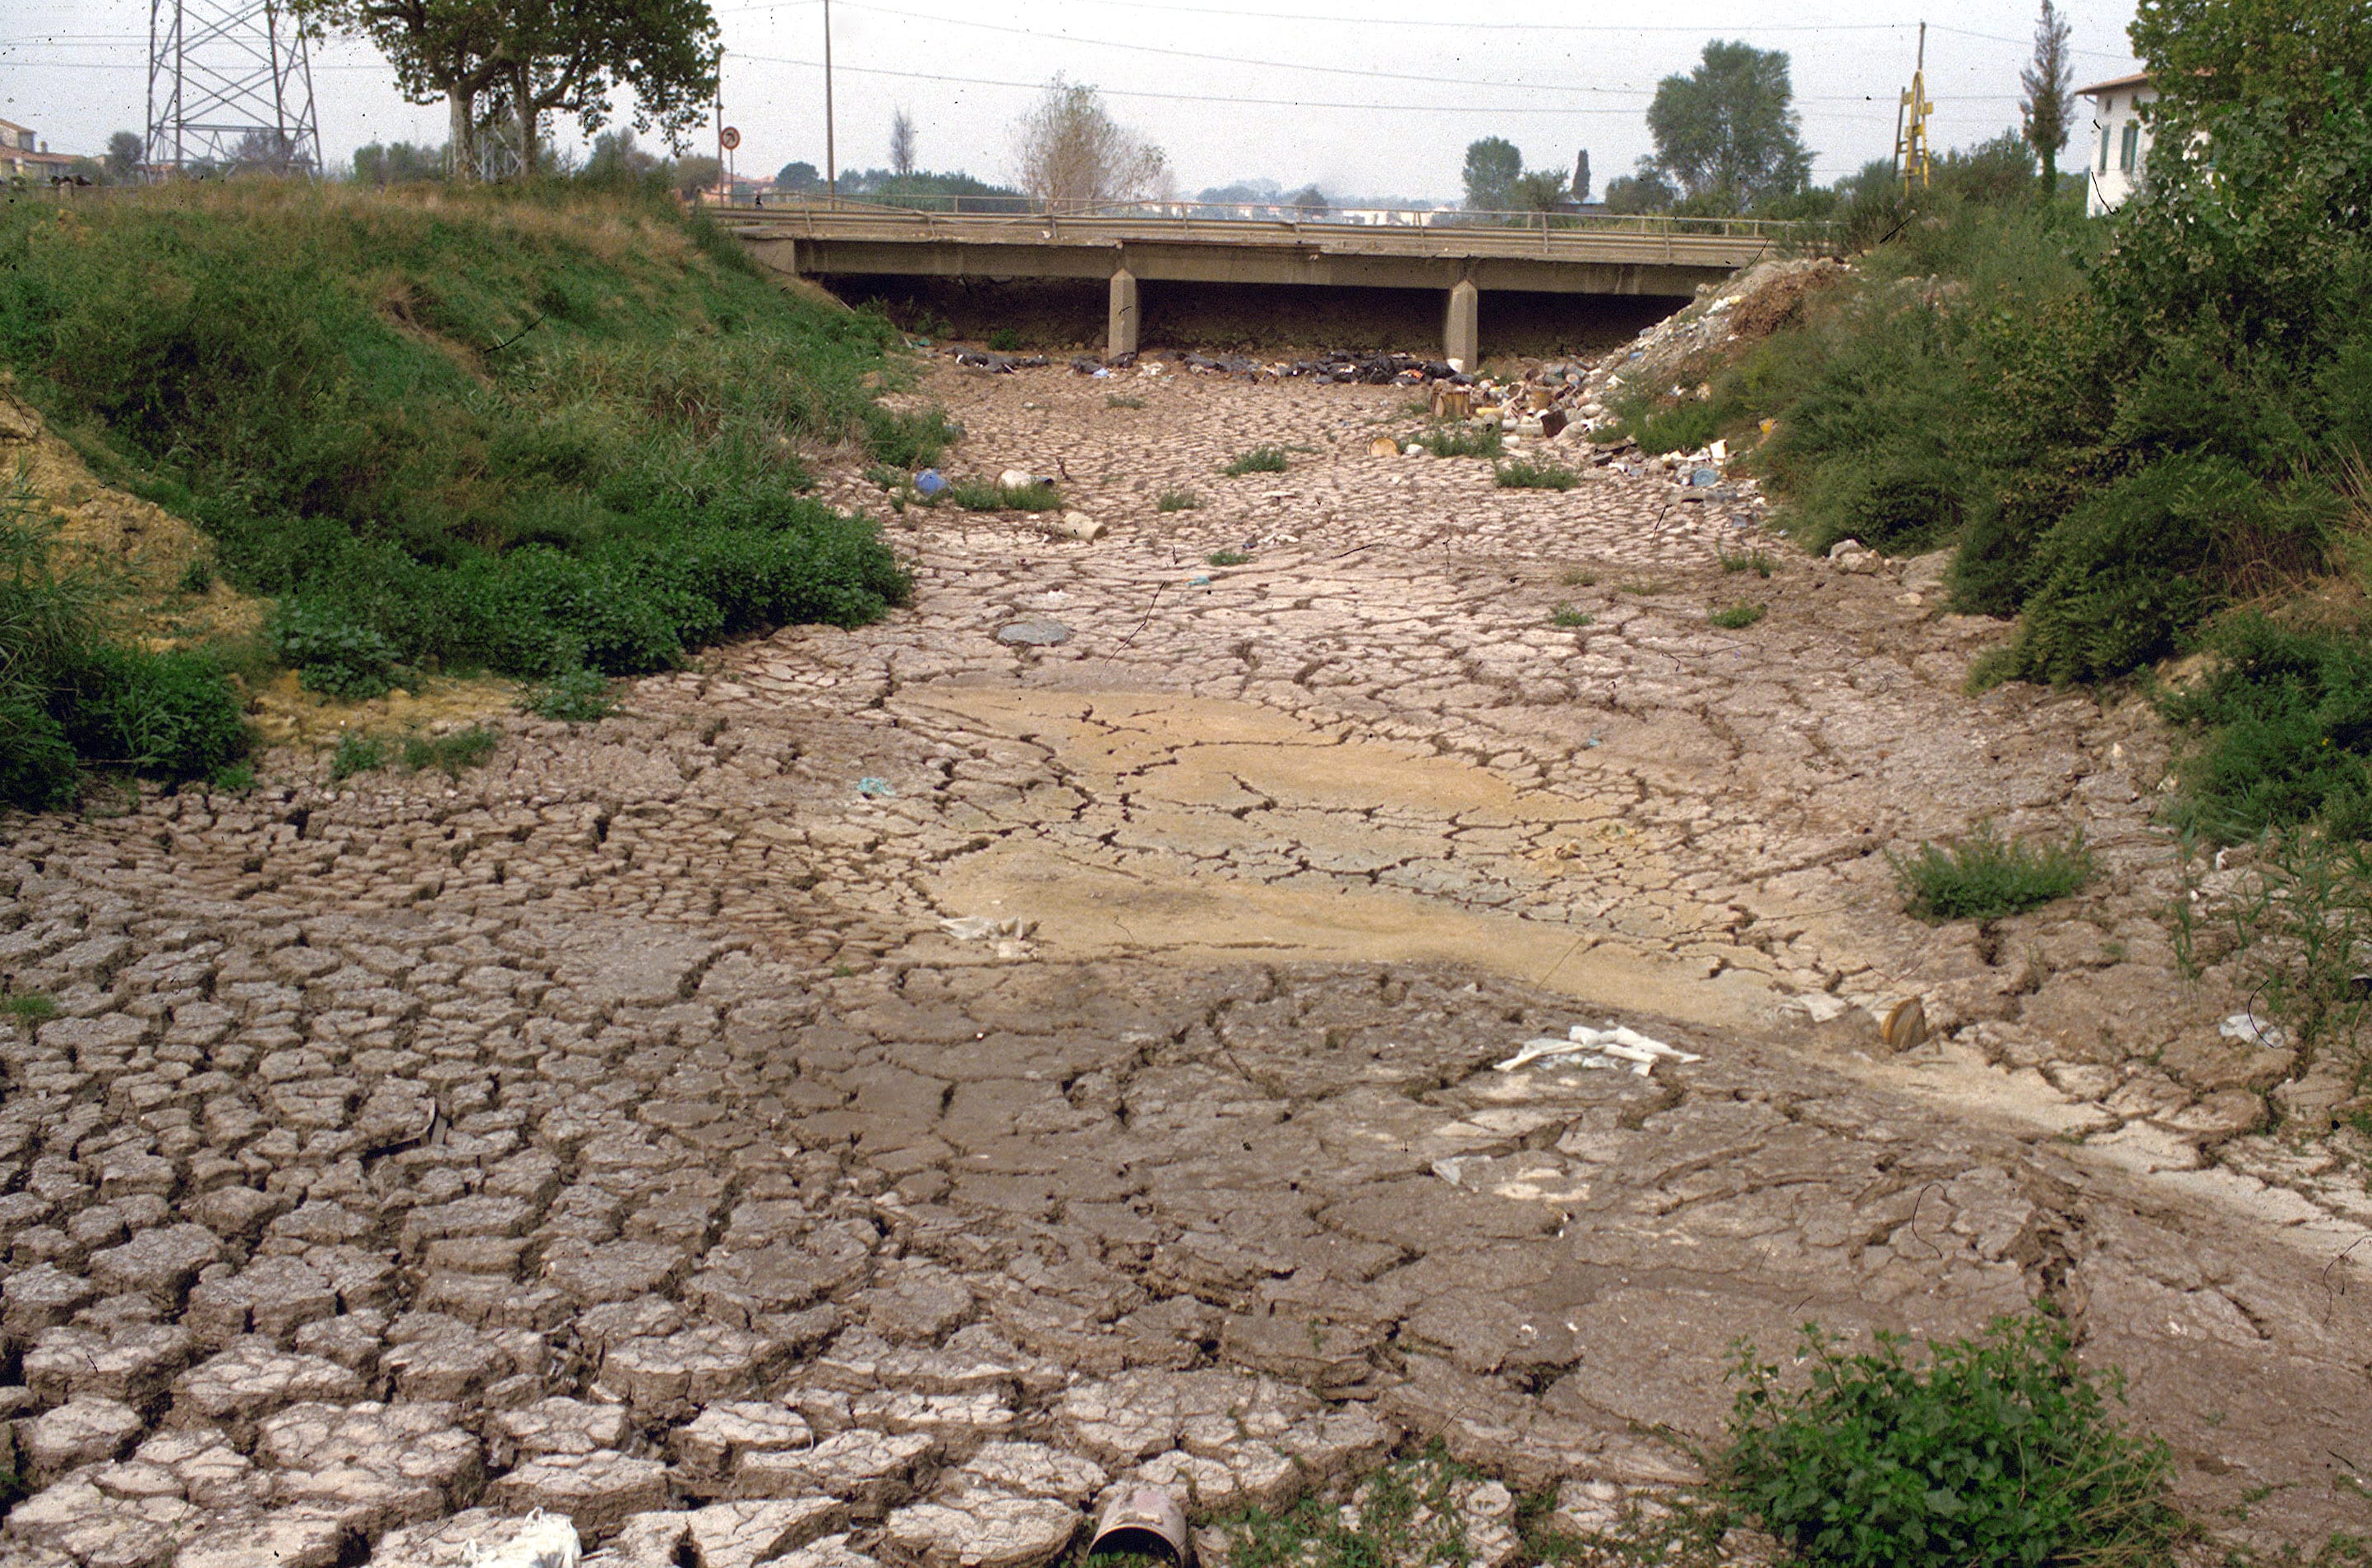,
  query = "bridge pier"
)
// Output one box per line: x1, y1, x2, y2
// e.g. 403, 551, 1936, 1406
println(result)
1108, 267, 1140, 361
1443, 279, 1479, 369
